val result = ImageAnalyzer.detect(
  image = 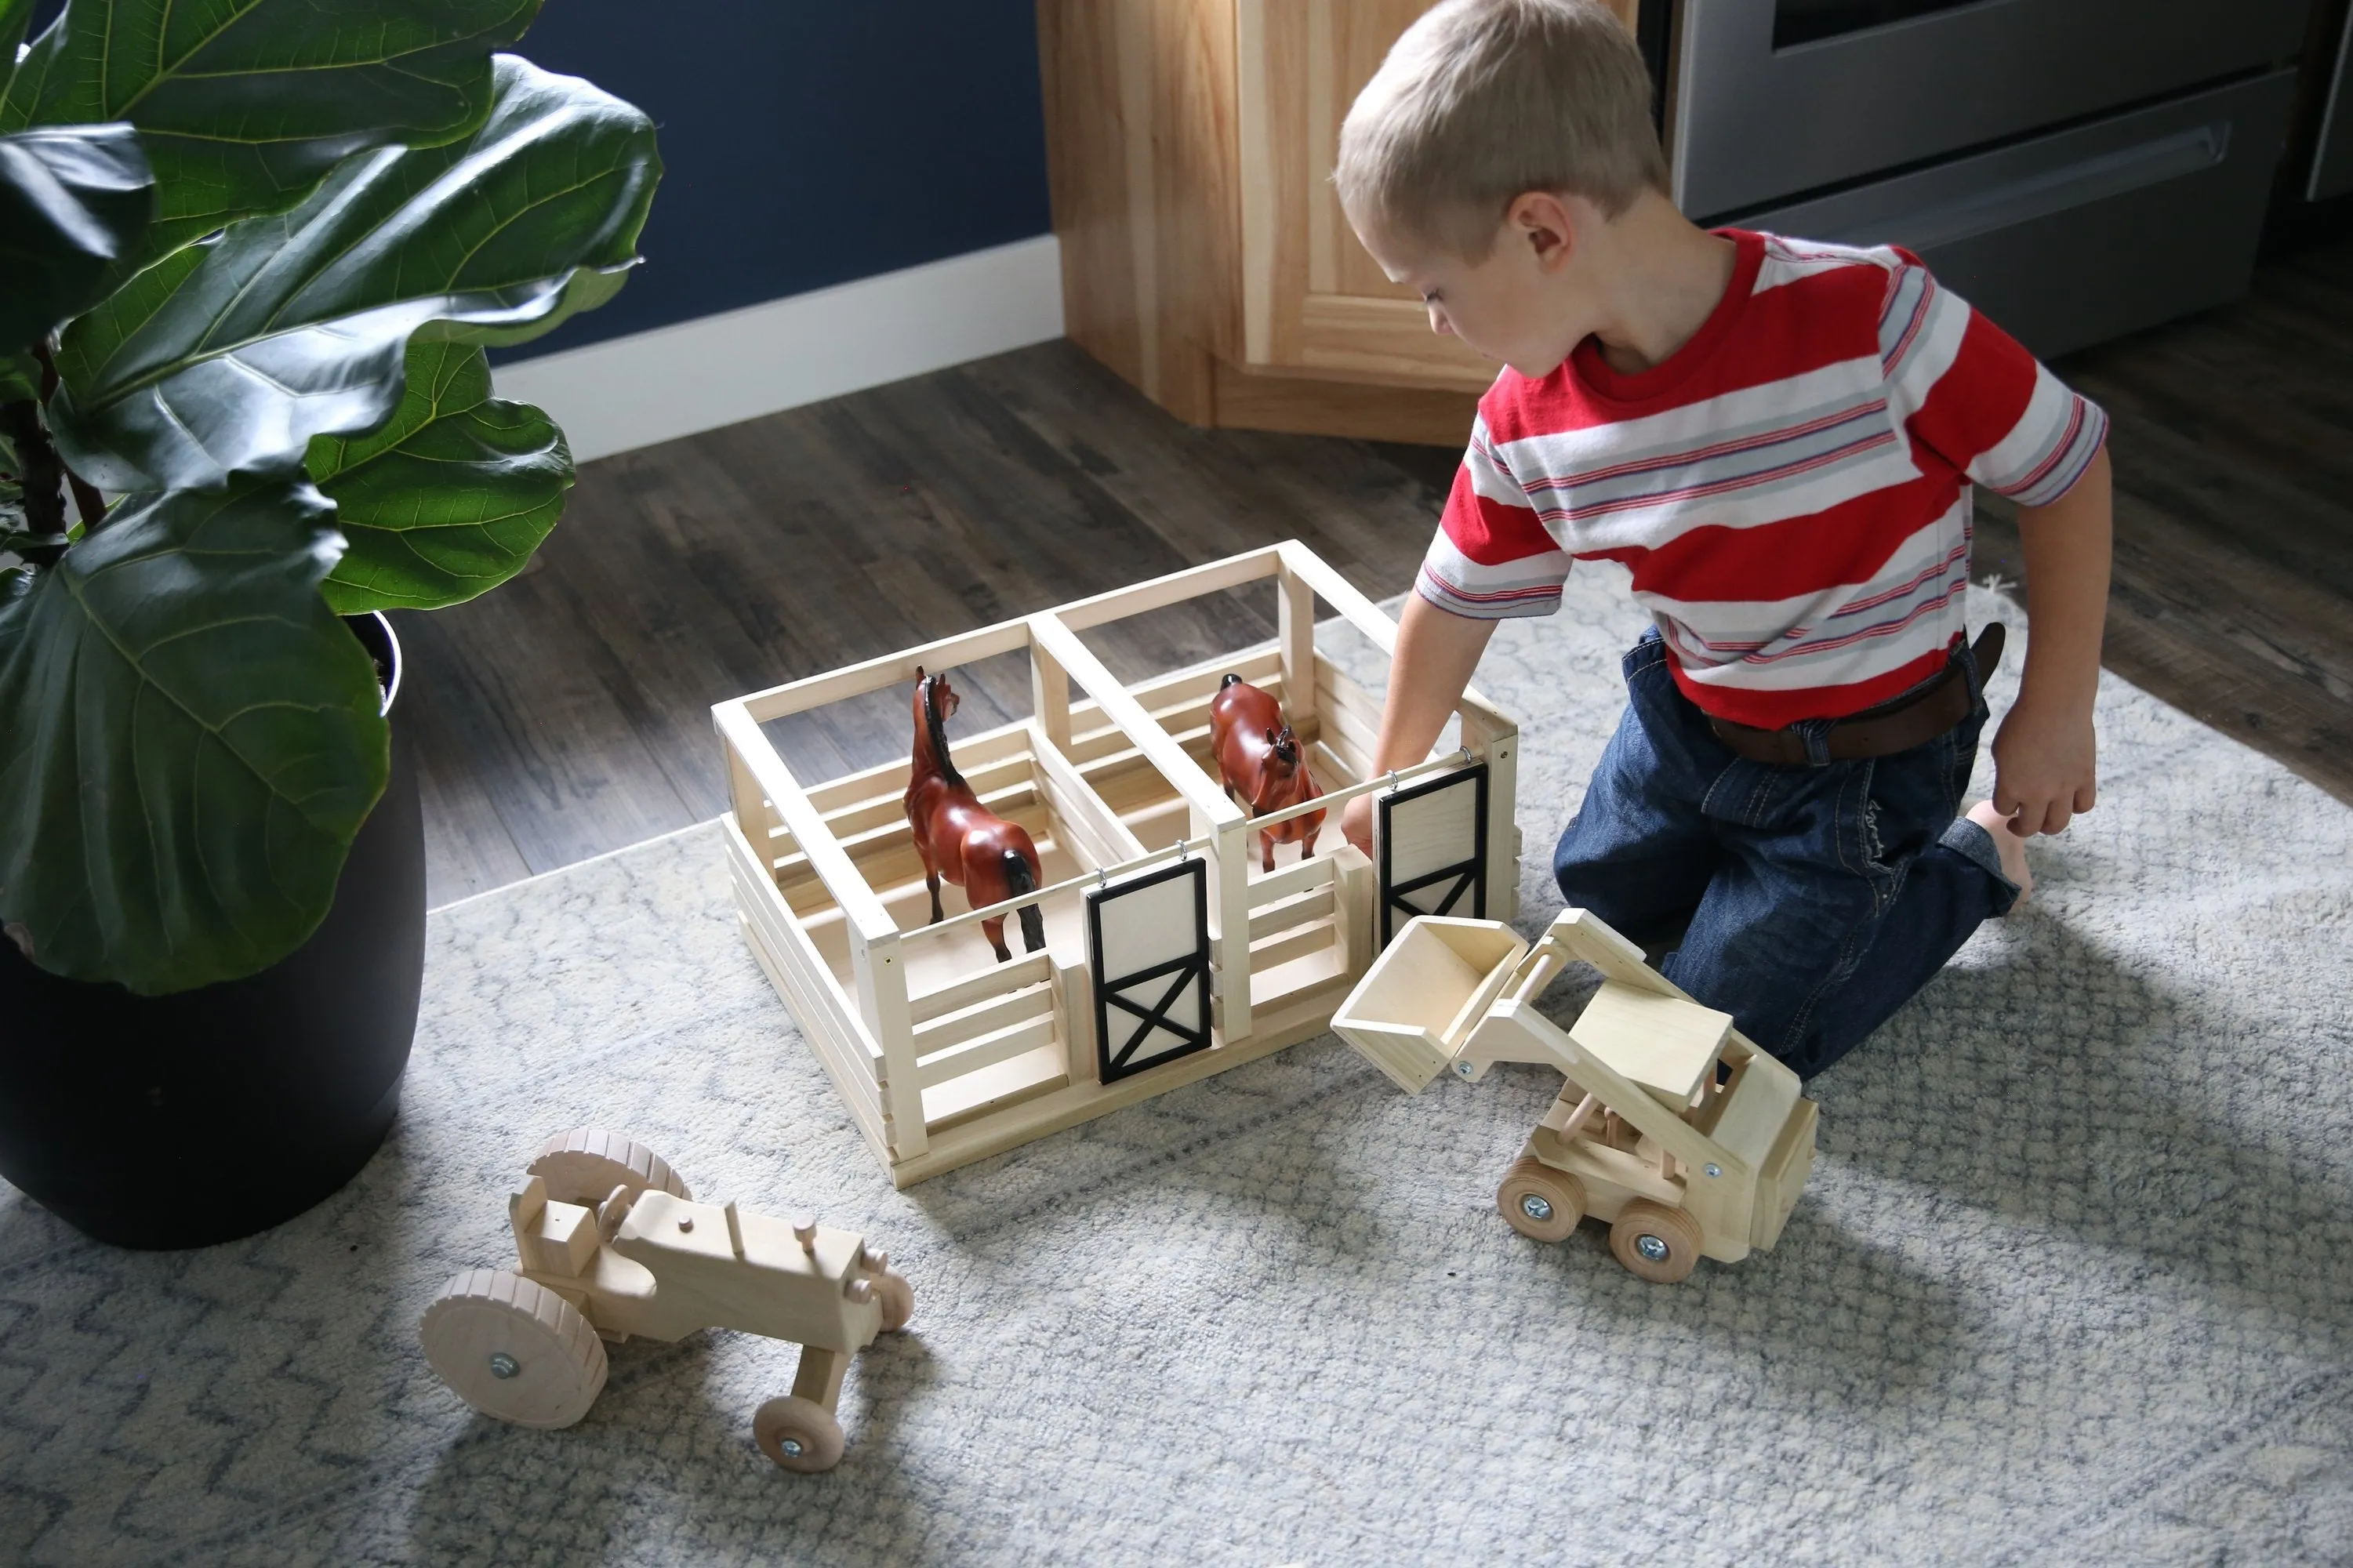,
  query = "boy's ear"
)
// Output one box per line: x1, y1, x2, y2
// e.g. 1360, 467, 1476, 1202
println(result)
1506, 191, 1578, 274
